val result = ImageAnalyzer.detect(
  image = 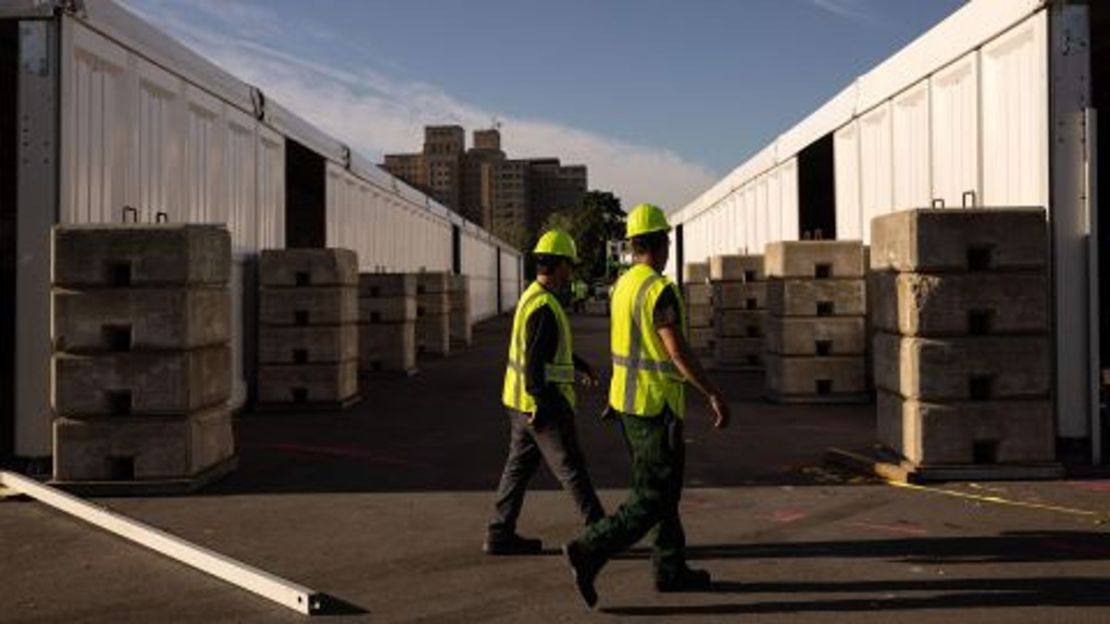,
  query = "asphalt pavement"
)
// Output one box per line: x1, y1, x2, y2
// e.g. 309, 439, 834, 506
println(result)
2, 314, 1109, 623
